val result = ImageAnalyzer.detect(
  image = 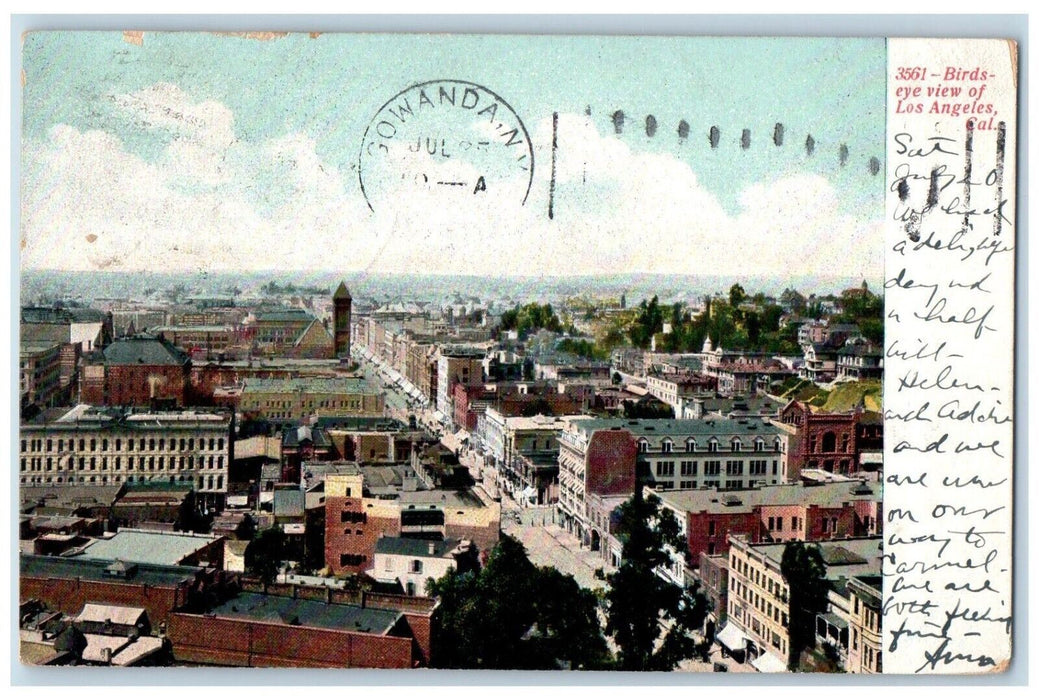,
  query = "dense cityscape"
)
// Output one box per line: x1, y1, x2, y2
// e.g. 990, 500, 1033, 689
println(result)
18, 274, 884, 673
